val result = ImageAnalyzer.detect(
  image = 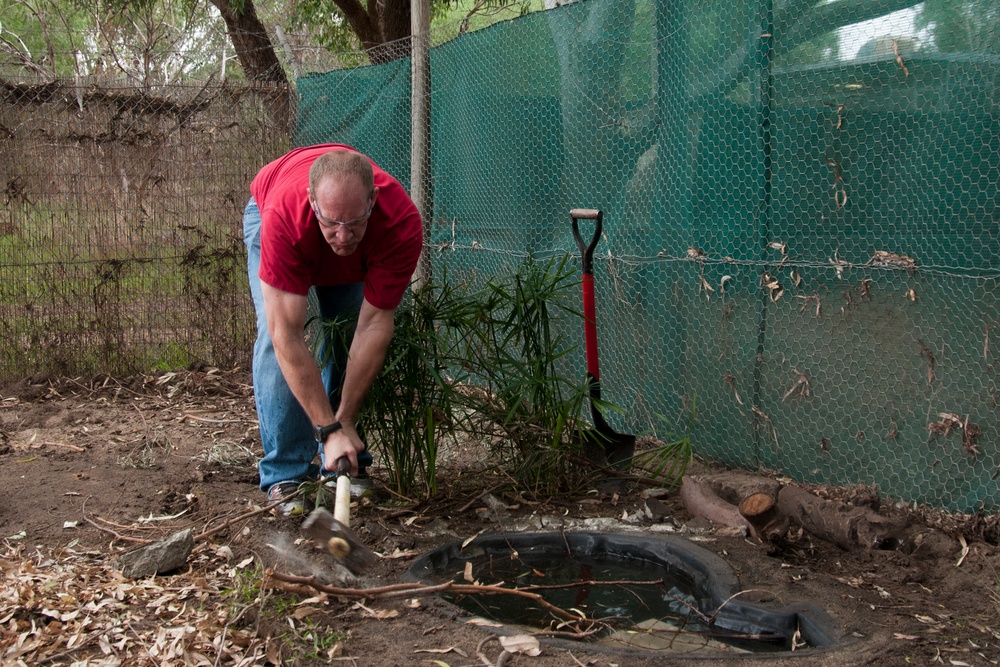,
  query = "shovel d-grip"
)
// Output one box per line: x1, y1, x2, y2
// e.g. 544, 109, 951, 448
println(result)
570, 208, 635, 470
